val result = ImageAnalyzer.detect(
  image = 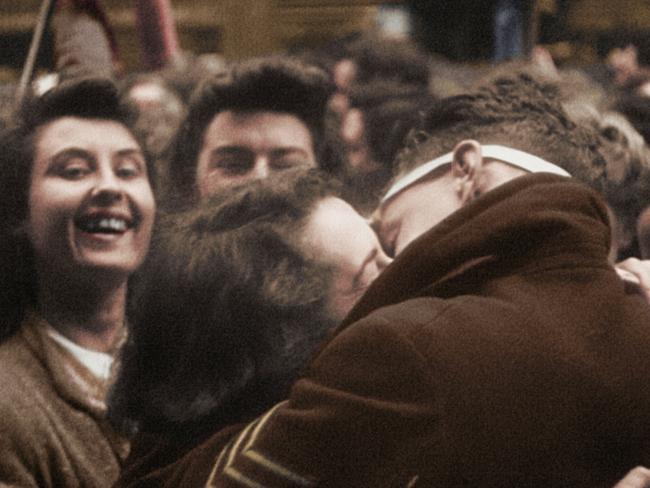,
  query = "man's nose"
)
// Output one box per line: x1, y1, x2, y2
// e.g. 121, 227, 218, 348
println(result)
377, 251, 393, 272
252, 158, 270, 180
